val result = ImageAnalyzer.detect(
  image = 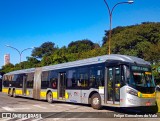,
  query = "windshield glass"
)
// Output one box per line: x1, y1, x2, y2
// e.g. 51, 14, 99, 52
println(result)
130, 66, 155, 87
